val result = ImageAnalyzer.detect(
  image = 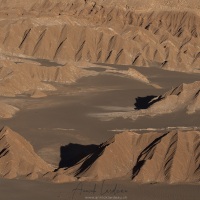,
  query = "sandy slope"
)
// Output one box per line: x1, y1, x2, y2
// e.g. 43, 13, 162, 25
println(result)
0, 0, 200, 14
0, 102, 19, 118
0, 59, 94, 97
0, 1, 199, 72
0, 127, 52, 179
105, 68, 151, 84
93, 80, 200, 121
46, 130, 200, 183
0, 127, 199, 184
148, 81, 200, 114
0, 1, 199, 198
